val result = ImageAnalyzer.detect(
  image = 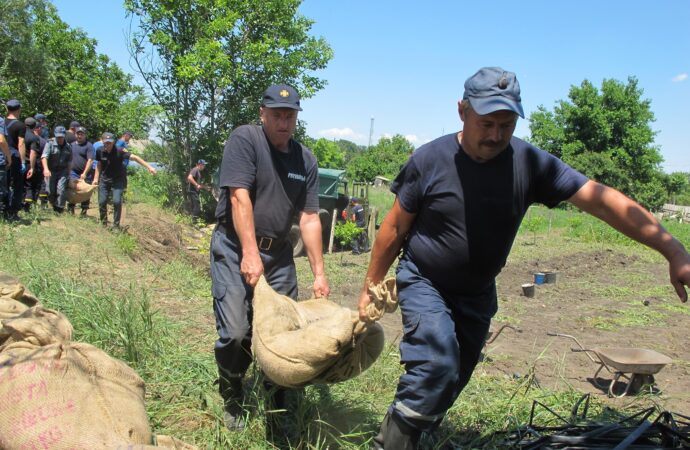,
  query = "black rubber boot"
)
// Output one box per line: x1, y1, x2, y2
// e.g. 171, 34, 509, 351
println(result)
218, 372, 246, 431
372, 412, 420, 450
